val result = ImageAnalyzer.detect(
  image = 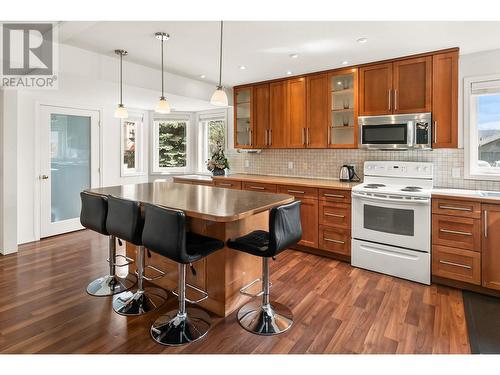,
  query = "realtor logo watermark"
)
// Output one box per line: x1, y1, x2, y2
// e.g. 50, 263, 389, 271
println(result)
1, 22, 58, 89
